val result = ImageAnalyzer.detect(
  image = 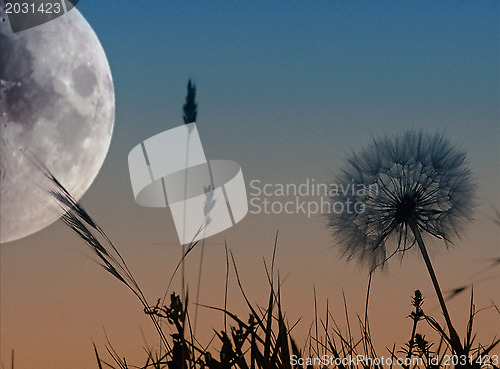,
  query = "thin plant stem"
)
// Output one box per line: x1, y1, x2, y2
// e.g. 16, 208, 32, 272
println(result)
404, 291, 423, 369
224, 241, 229, 332
405, 315, 418, 368
409, 220, 463, 355
364, 271, 372, 336
193, 238, 205, 335
181, 130, 190, 304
